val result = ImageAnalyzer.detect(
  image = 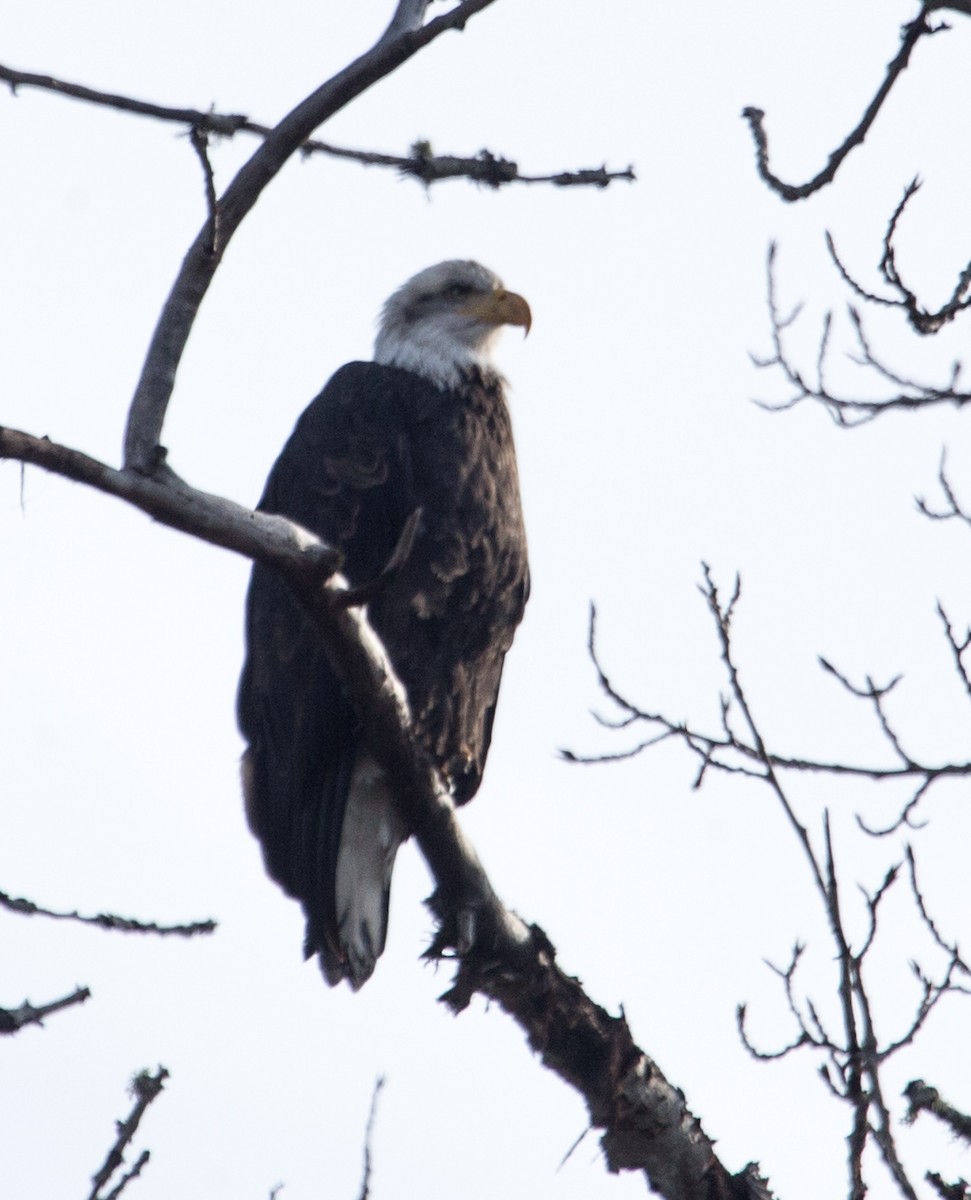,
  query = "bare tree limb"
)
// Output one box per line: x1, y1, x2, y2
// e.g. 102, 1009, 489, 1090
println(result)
0, 986, 91, 1035
741, 10, 946, 202
752, 246, 971, 426
188, 126, 219, 257
904, 1080, 971, 1142
906, 844, 971, 976
571, 568, 971, 1200
826, 180, 971, 335
925, 1174, 971, 1200
564, 595, 971, 837
0, 61, 634, 194
357, 1077, 385, 1200
0, 451, 762, 1185
0, 440, 763, 1199
0, 426, 341, 578
917, 454, 971, 531
379, 0, 433, 45
0, 62, 249, 133
121, 0, 503, 473
0, 887, 215, 938
88, 1068, 168, 1200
